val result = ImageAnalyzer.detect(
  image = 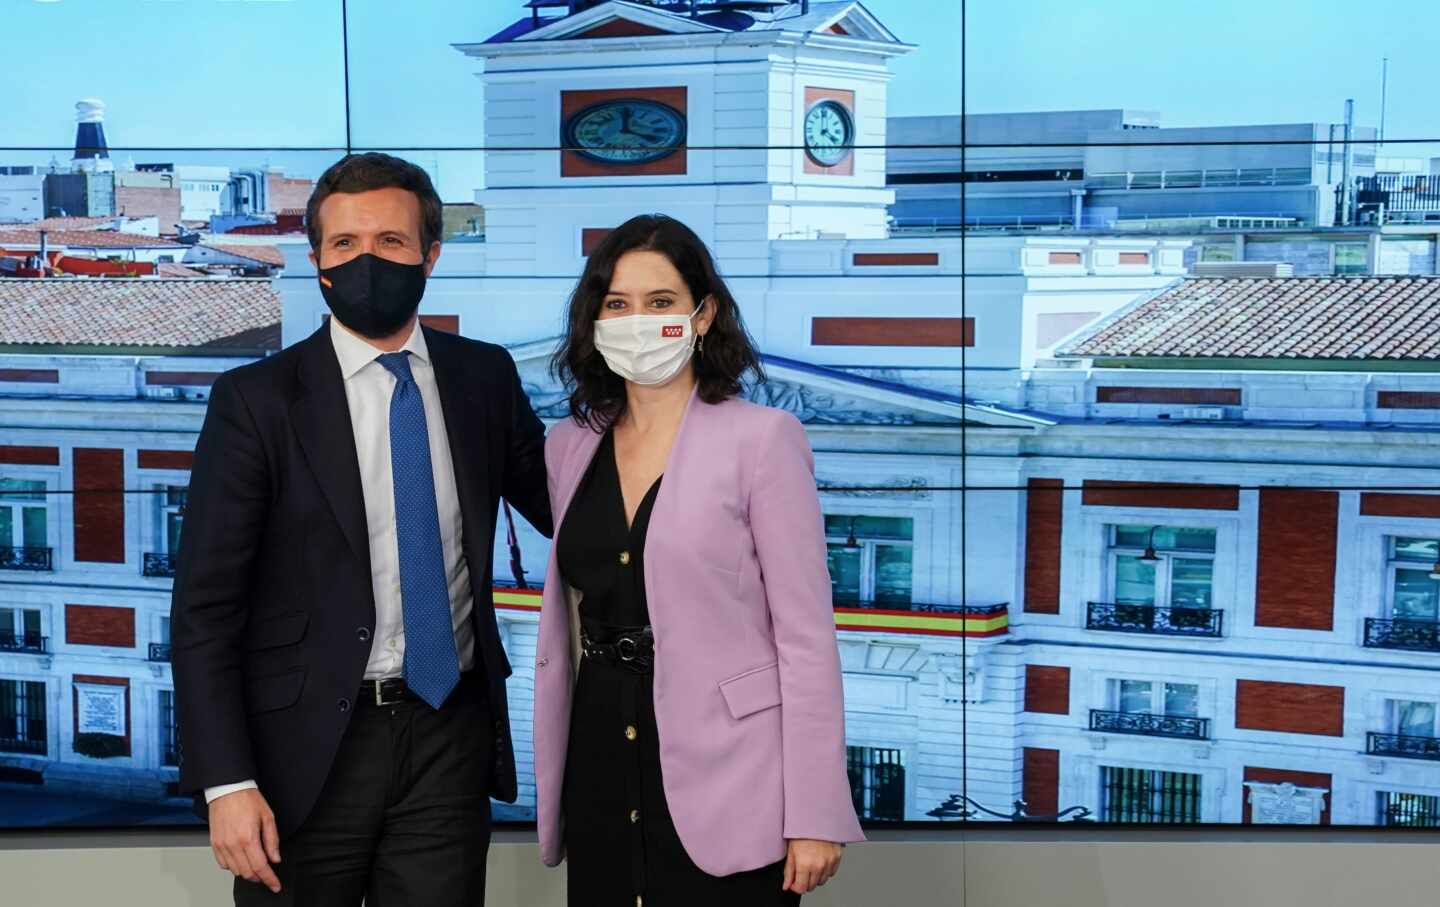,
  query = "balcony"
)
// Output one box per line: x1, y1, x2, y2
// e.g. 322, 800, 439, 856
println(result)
0, 546, 52, 572
1364, 618, 1440, 653
148, 643, 172, 663
0, 632, 47, 654
1086, 602, 1224, 638
1090, 709, 1210, 741
1368, 731, 1440, 761
142, 552, 178, 578
0, 737, 45, 756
